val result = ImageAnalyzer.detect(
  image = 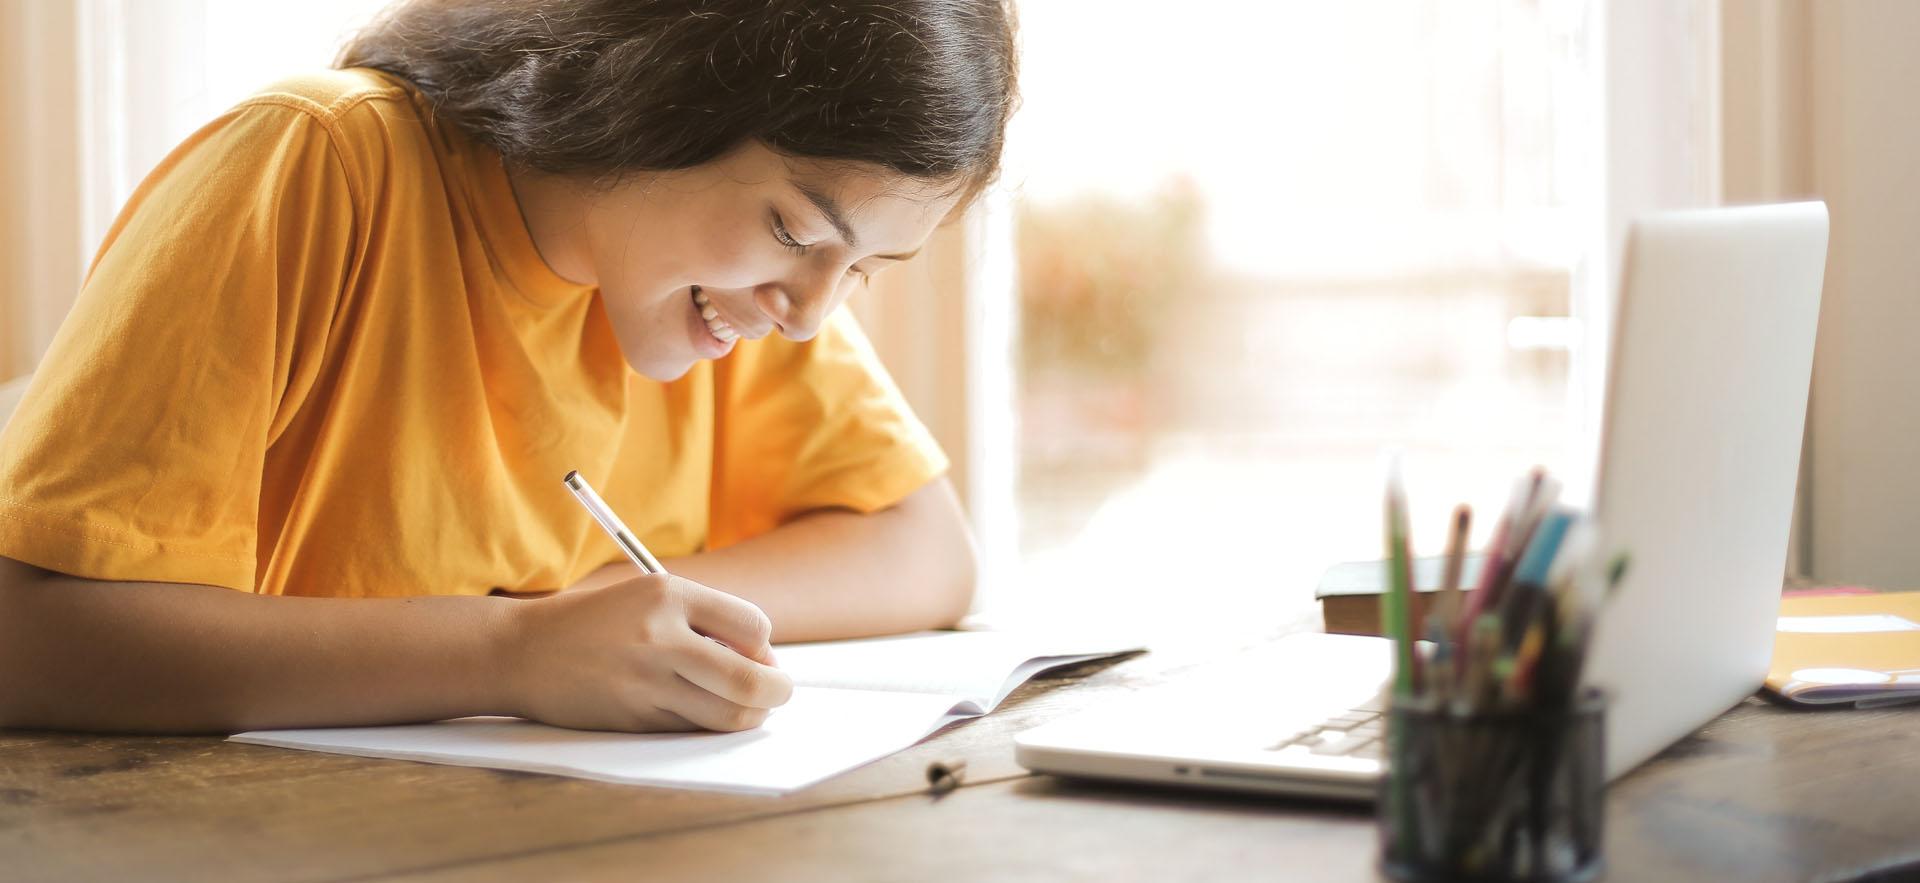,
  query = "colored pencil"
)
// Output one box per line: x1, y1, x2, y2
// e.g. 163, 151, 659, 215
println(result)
1384, 455, 1418, 698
